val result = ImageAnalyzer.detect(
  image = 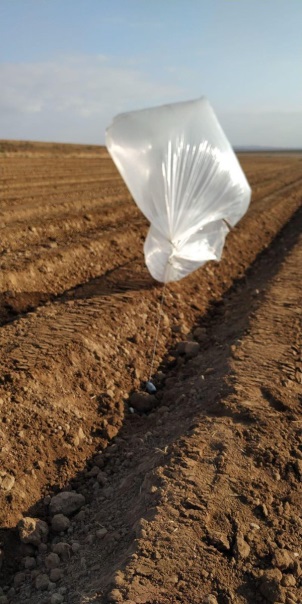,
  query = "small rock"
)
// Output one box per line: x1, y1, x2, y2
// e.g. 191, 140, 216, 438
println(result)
78, 427, 85, 441
71, 542, 80, 553
234, 534, 250, 559
250, 523, 260, 530
96, 527, 108, 539
260, 568, 283, 602
49, 568, 63, 583
18, 517, 49, 546
0, 596, 8, 604
260, 503, 269, 517
45, 553, 60, 569
49, 492, 85, 516
145, 381, 157, 394
161, 313, 170, 328
129, 392, 156, 413
51, 514, 70, 532
35, 573, 49, 591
